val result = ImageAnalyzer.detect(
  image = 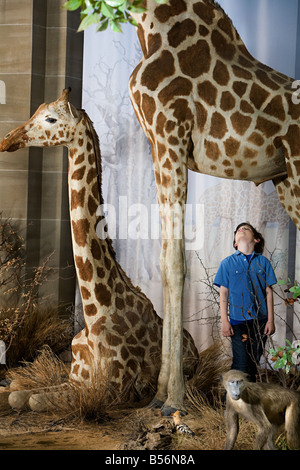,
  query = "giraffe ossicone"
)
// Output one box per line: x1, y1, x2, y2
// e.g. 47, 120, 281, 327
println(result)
0, 87, 199, 412
128, 0, 300, 413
